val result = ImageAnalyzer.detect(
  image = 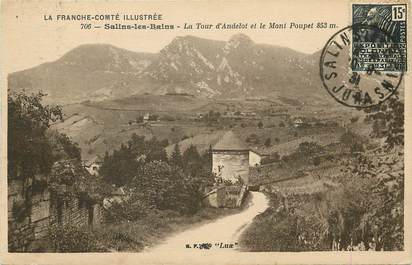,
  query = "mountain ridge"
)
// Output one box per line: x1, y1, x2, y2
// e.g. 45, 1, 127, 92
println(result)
8, 34, 325, 104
